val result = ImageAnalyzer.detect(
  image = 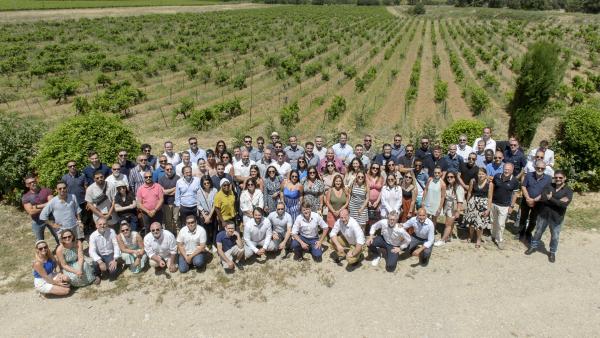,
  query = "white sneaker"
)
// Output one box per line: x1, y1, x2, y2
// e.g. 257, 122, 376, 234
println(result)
434, 240, 446, 247
371, 256, 381, 267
